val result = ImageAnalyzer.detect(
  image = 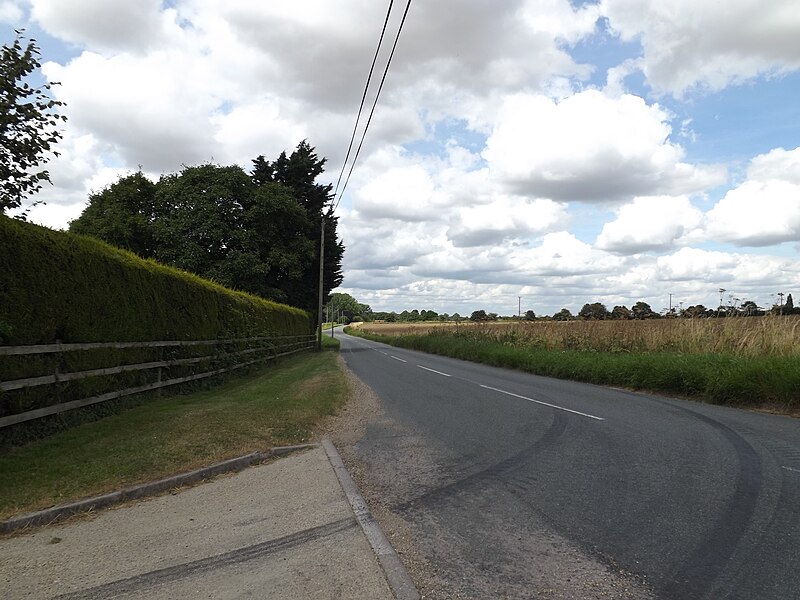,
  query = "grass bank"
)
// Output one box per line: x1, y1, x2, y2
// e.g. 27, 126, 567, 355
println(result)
0, 350, 345, 521
347, 328, 800, 412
